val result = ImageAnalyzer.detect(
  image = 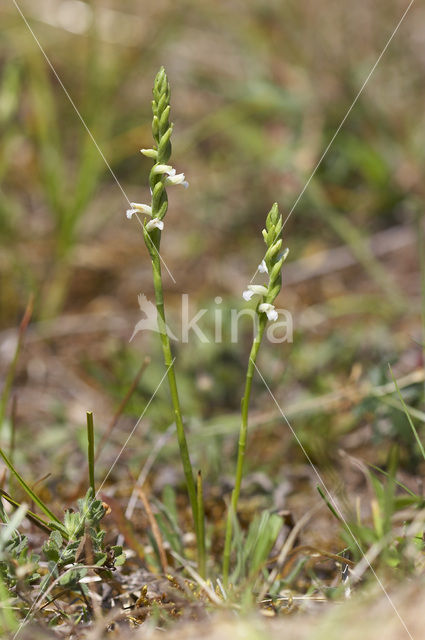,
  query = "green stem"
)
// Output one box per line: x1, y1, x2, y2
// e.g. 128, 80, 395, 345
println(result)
223, 314, 267, 586
0, 446, 63, 528
418, 211, 425, 400
197, 470, 206, 579
86, 411, 95, 494
150, 254, 199, 547
41, 252, 72, 320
